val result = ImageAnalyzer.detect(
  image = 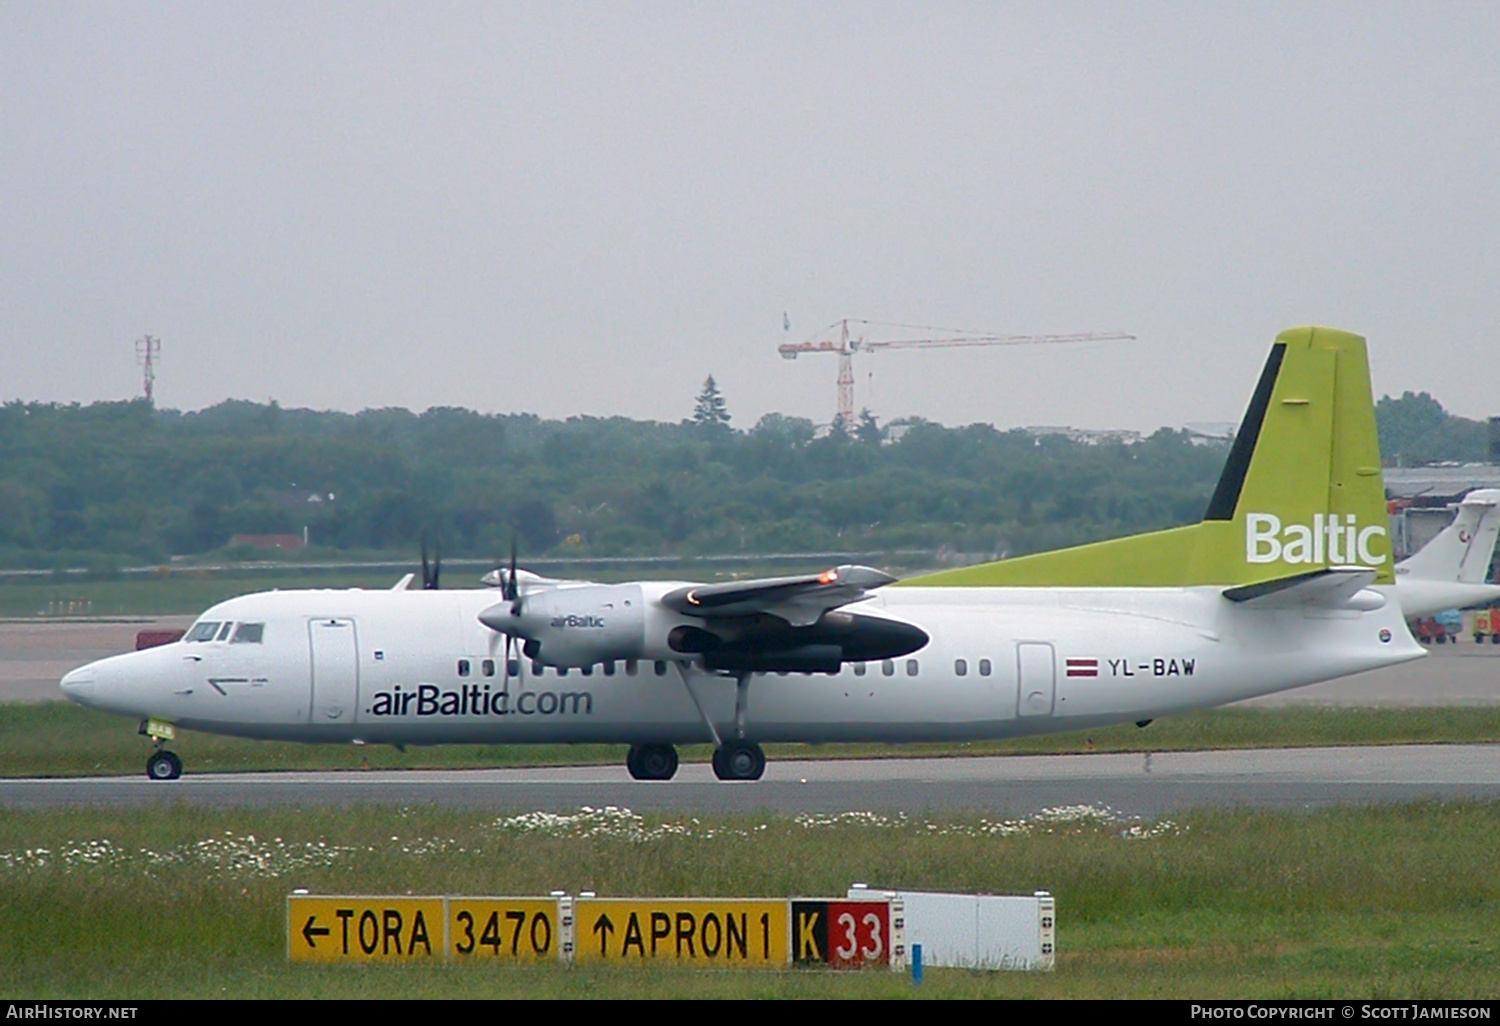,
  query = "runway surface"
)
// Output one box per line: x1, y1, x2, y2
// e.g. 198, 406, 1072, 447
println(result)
4, 745, 1497, 817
